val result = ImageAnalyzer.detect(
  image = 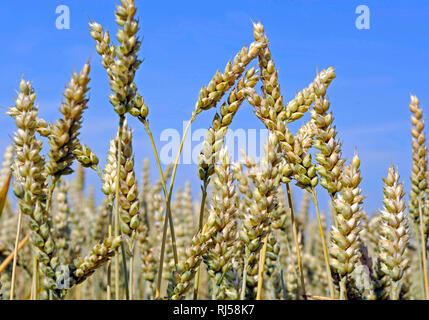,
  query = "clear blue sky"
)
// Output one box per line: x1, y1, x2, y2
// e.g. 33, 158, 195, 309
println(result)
0, 0, 428, 216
